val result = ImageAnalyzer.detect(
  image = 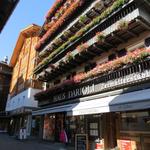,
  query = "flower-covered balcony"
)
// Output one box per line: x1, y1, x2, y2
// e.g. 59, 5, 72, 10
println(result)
35, 0, 86, 51
37, 0, 114, 56
34, 0, 150, 75
37, 15, 150, 81
35, 48, 150, 106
